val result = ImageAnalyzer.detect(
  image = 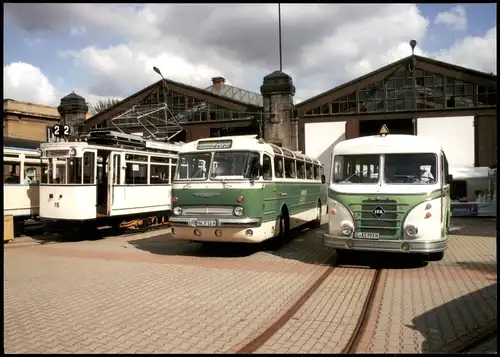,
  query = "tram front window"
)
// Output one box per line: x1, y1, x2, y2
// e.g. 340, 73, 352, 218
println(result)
67, 157, 83, 184
48, 158, 67, 184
